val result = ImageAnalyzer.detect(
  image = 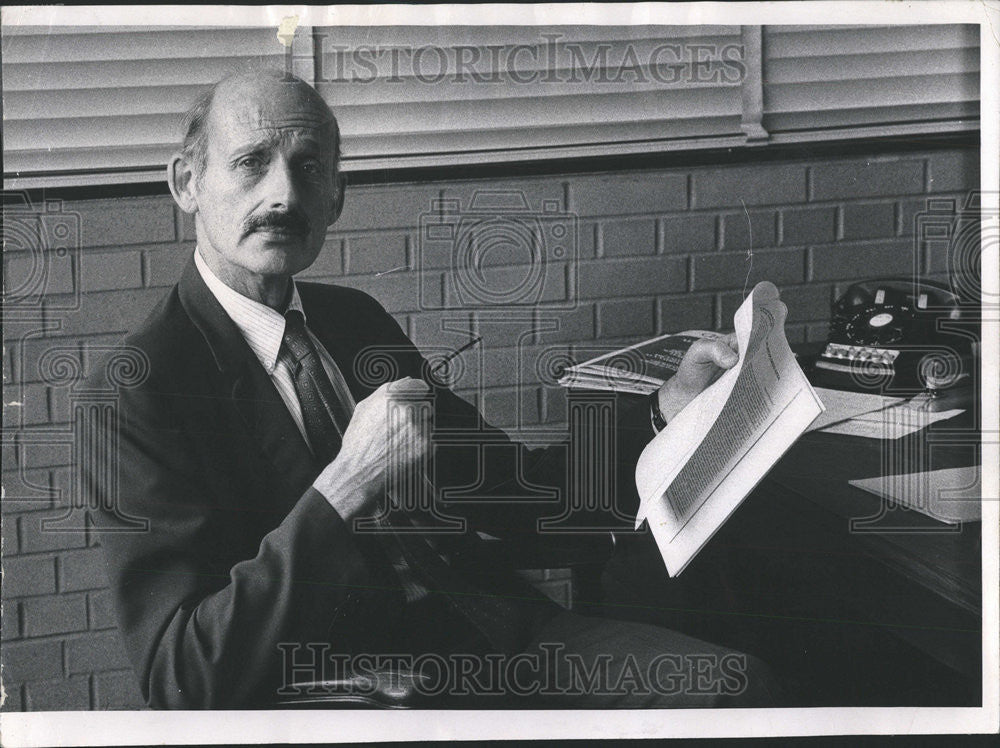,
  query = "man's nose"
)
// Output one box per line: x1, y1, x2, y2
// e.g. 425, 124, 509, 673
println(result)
260, 158, 301, 209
